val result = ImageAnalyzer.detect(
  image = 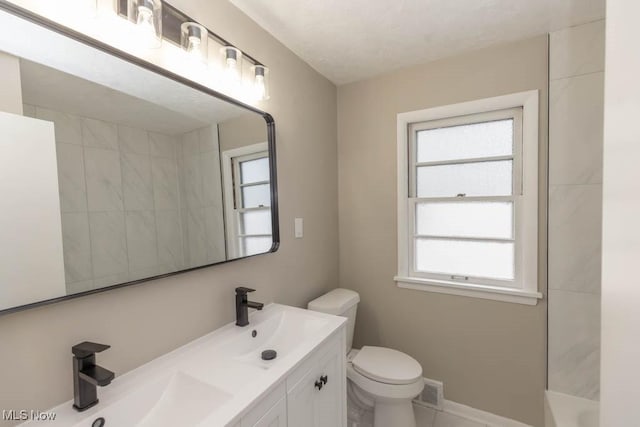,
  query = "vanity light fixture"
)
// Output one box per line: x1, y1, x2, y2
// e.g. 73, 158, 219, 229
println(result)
128, 0, 162, 48
222, 46, 243, 84
116, 0, 270, 101
181, 22, 208, 62
252, 65, 270, 101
